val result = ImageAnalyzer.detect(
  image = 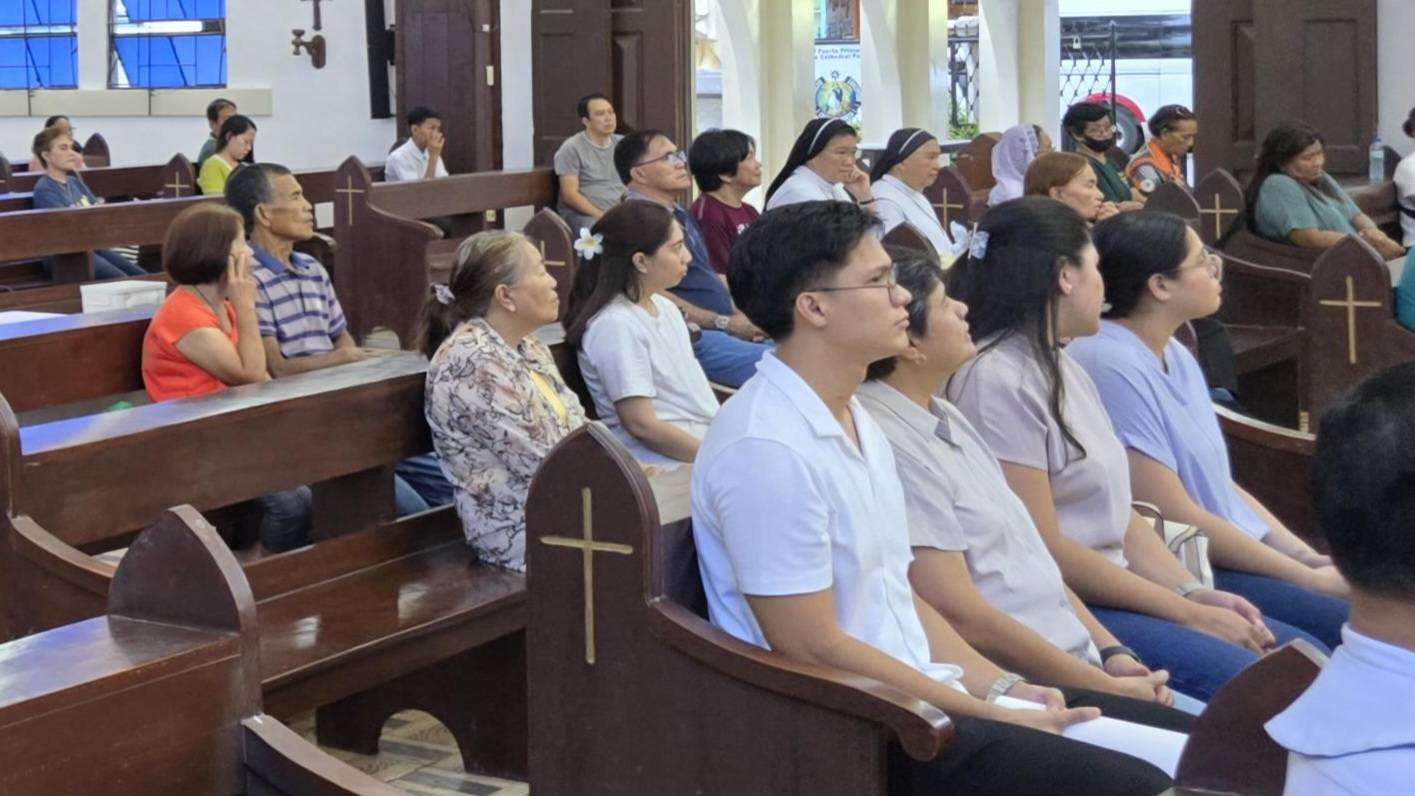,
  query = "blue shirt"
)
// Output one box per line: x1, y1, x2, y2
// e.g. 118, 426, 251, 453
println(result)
1067, 321, 1270, 540
1253, 173, 1360, 243
32, 173, 99, 209
625, 191, 733, 316
1397, 248, 1415, 332
249, 243, 349, 358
